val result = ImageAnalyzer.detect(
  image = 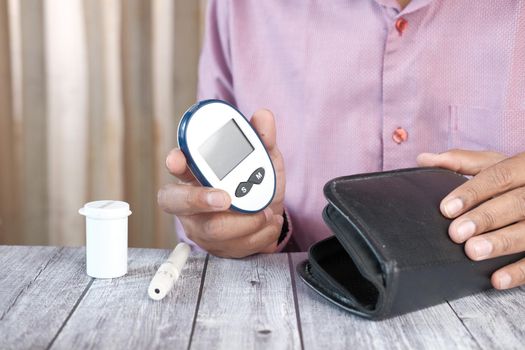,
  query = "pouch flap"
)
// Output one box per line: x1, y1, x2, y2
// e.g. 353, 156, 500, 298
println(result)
323, 167, 468, 270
